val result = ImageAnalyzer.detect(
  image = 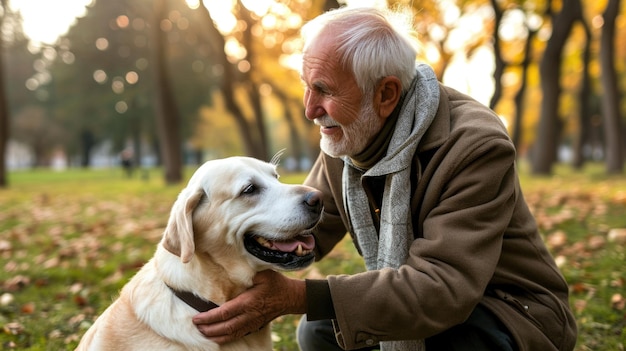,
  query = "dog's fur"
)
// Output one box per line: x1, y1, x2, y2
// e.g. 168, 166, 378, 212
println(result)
75, 156, 323, 351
